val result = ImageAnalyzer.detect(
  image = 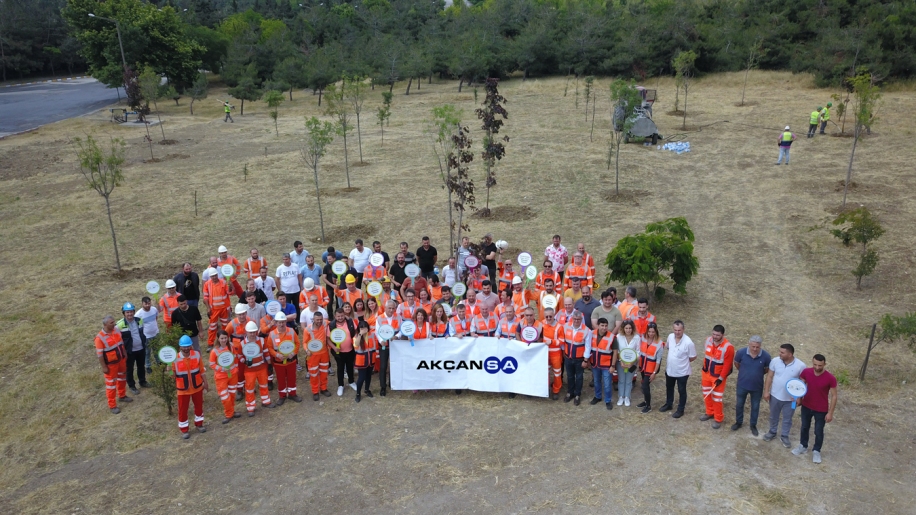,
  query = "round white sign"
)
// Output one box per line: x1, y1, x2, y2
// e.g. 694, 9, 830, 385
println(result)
541, 295, 558, 309
369, 253, 385, 267
377, 324, 395, 341
619, 348, 638, 364
405, 264, 420, 278
464, 256, 479, 269
331, 261, 348, 276
400, 320, 416, 337
265, 300, 281, 316
525, 266, 538, 280
242, 342, 261, 359
307, 340, 324, 352
146, 281, 160, 294
220, 264, 235, 278
217, 351, 235, 368
366, 281, 383, 297
278, 340, 296, 355
521, 326, 539, 342
452, 283, 467, 297
517, 252, 532, 267
158, 346, 178, 364
786, 379, 808, 398
330, 328, 347, 344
